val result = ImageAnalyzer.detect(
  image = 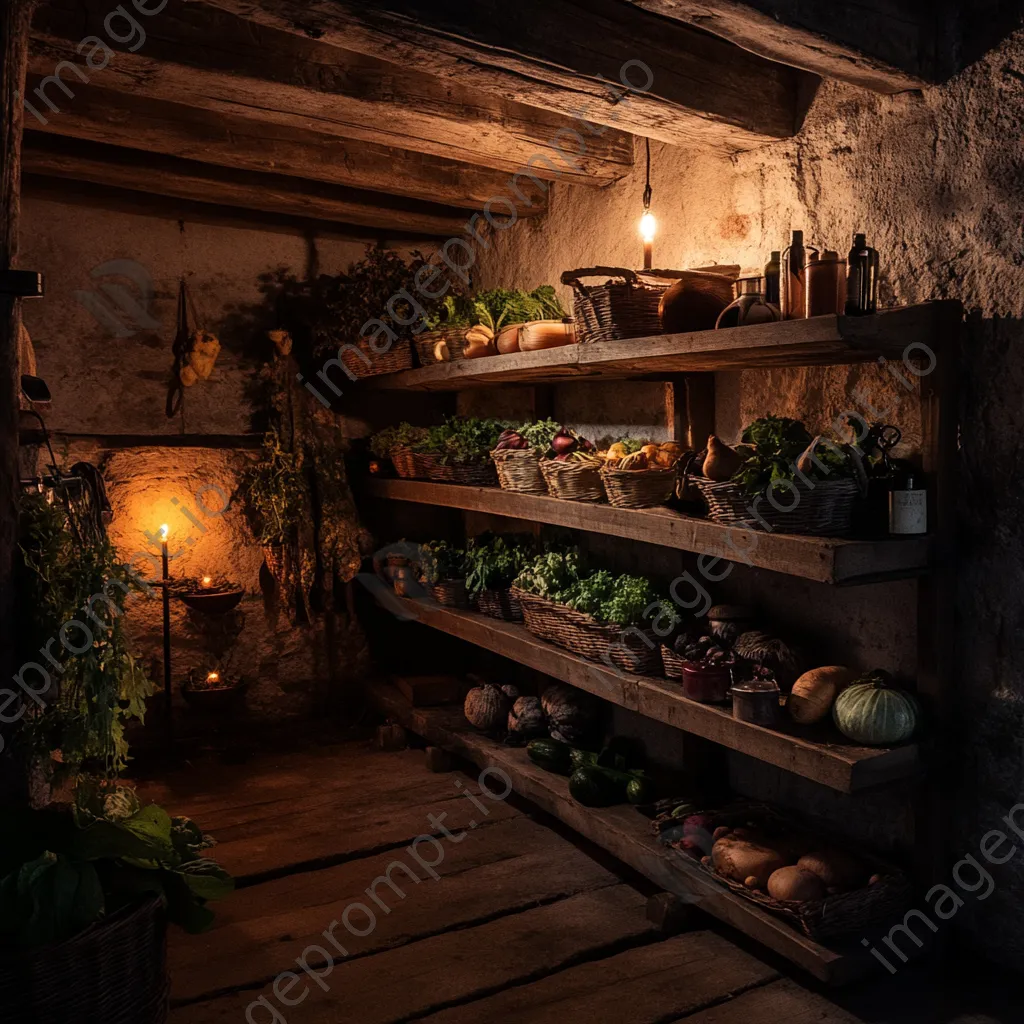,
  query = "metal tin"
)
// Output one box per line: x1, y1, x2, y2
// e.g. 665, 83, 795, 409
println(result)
729, 678, 782, 726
